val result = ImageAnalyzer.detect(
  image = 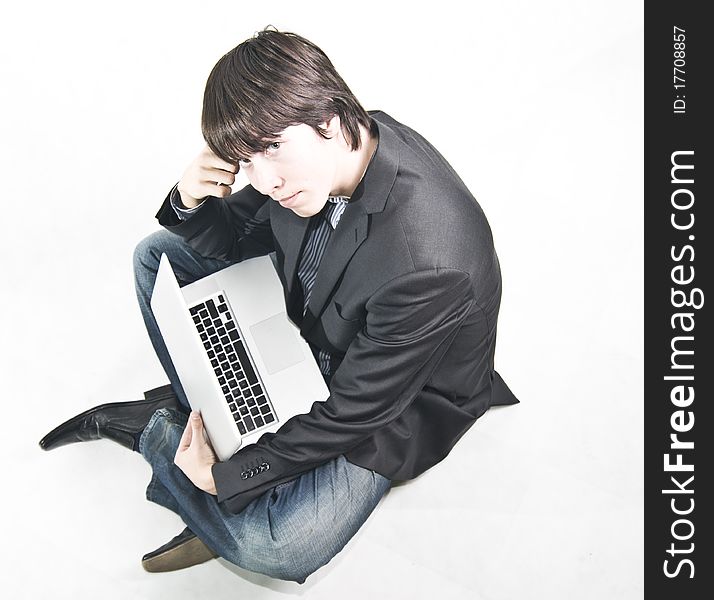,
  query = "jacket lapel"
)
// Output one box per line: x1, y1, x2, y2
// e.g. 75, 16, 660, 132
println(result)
301, 115, 401, 335
269, 205, 311, 322
300, 205, 369, 334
